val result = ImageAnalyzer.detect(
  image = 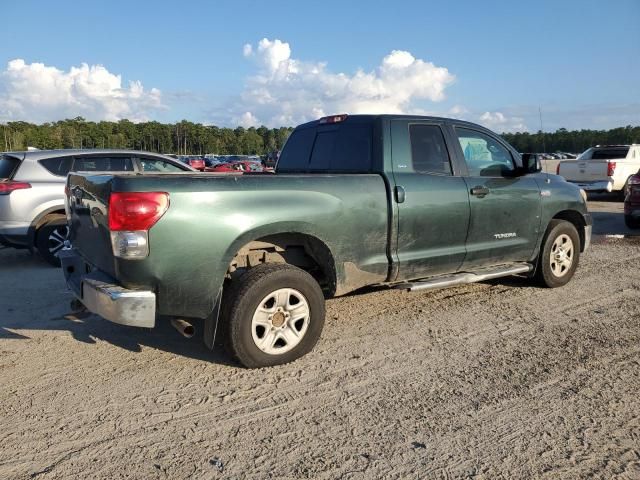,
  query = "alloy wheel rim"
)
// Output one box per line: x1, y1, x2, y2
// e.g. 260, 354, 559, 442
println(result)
47, 225, 69, 257
251, 288, 310, 355
550, 233, 574, 277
